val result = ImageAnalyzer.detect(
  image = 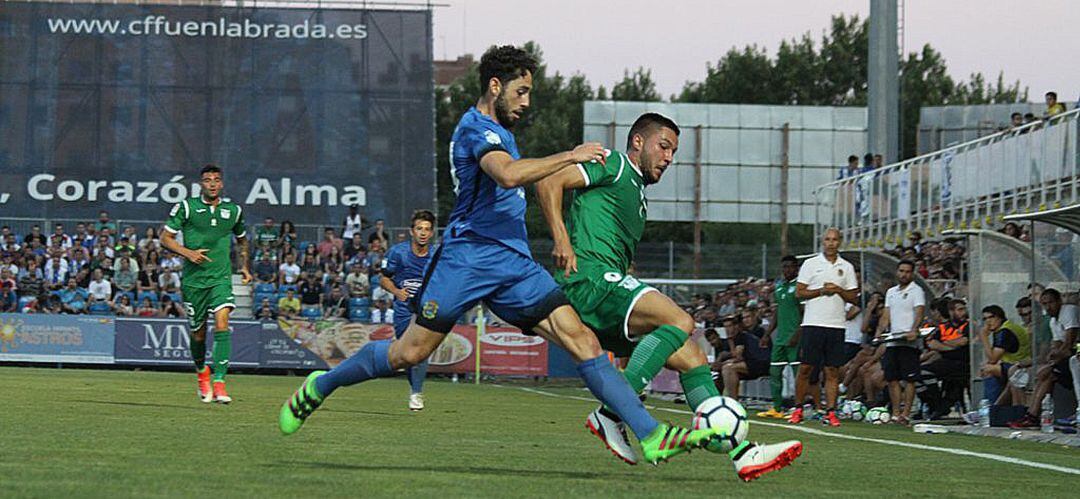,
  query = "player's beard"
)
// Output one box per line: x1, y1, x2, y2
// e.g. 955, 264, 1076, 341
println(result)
639, 149, 661, 185
494, 91, 519, 129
